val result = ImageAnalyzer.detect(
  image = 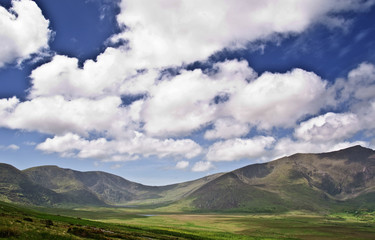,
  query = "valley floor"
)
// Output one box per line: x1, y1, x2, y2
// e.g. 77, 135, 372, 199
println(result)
1, 201, 375, 240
